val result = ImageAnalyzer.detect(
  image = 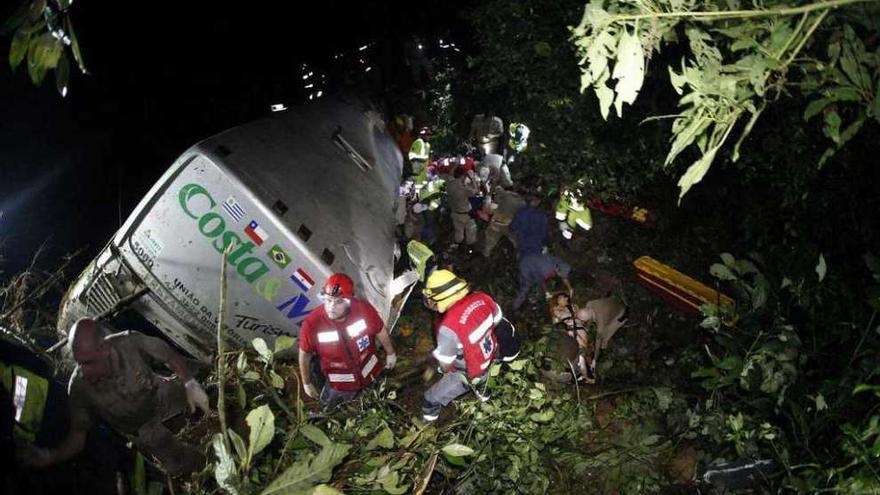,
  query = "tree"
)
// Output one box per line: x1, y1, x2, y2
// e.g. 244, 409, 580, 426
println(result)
571, 0, 880, 200
3, 0, 86, 97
